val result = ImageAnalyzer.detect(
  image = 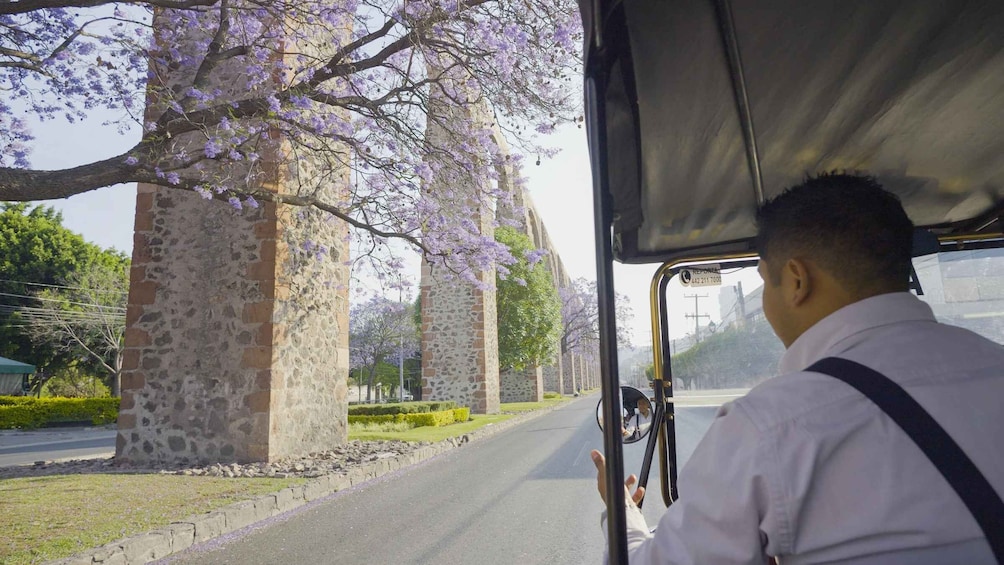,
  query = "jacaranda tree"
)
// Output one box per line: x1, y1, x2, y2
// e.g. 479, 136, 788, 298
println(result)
560, 277, 633, 361
349, 295, 419, 402
1, 0, 582, 281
